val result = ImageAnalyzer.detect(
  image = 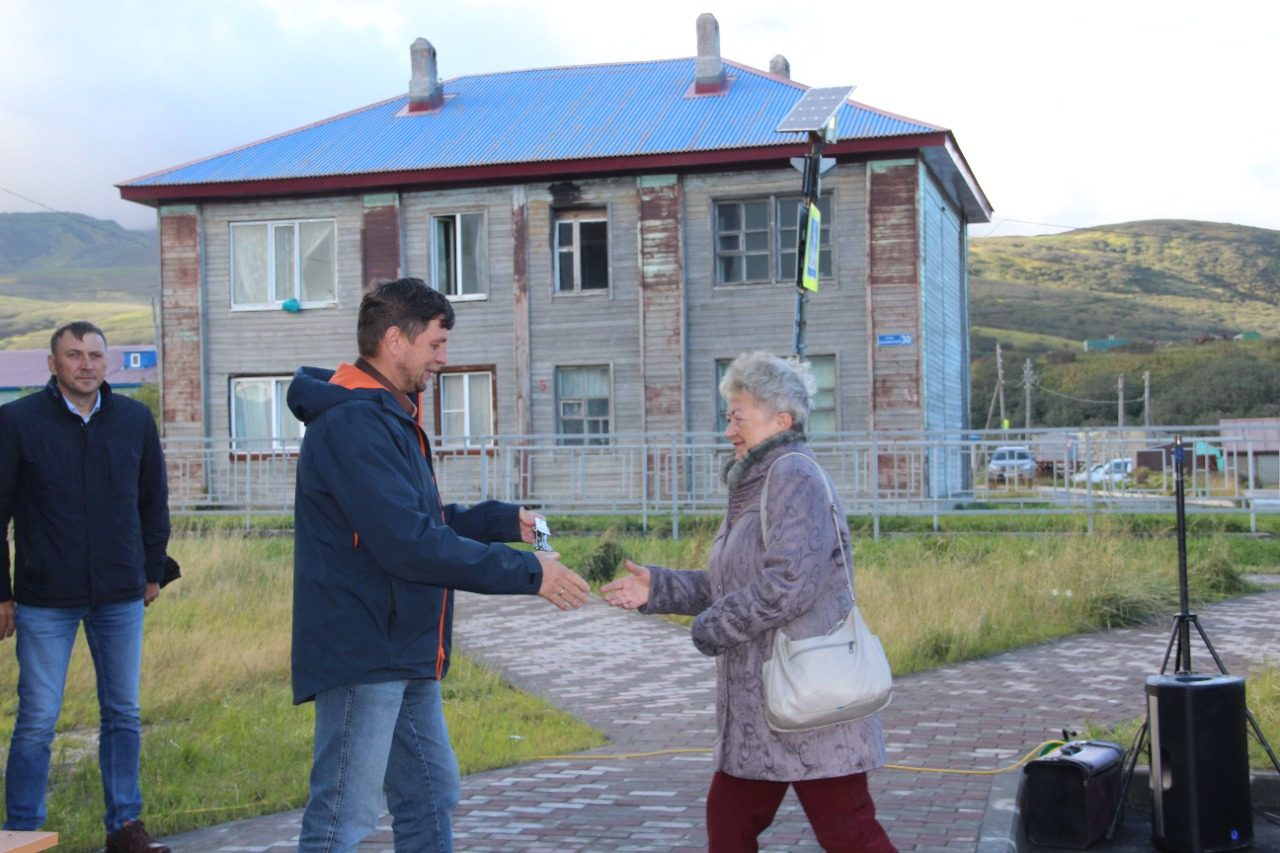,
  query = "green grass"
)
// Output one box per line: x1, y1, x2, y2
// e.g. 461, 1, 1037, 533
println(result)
0, 535, 604, 852
1084, 665, 1280, 771
3, 526, 1277, 850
